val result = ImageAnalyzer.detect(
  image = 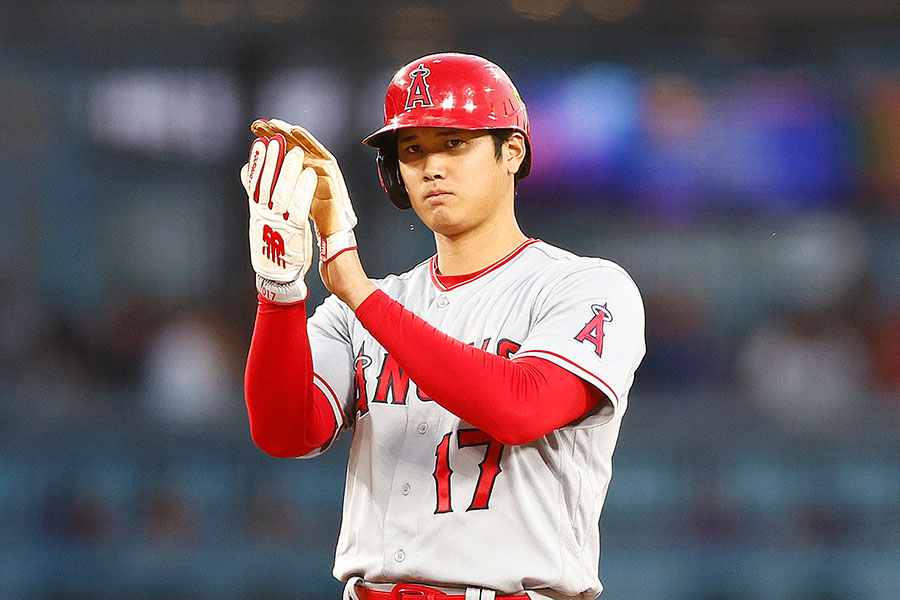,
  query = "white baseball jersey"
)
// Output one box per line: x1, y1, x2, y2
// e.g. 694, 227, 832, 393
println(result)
305, 239, 645, 599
